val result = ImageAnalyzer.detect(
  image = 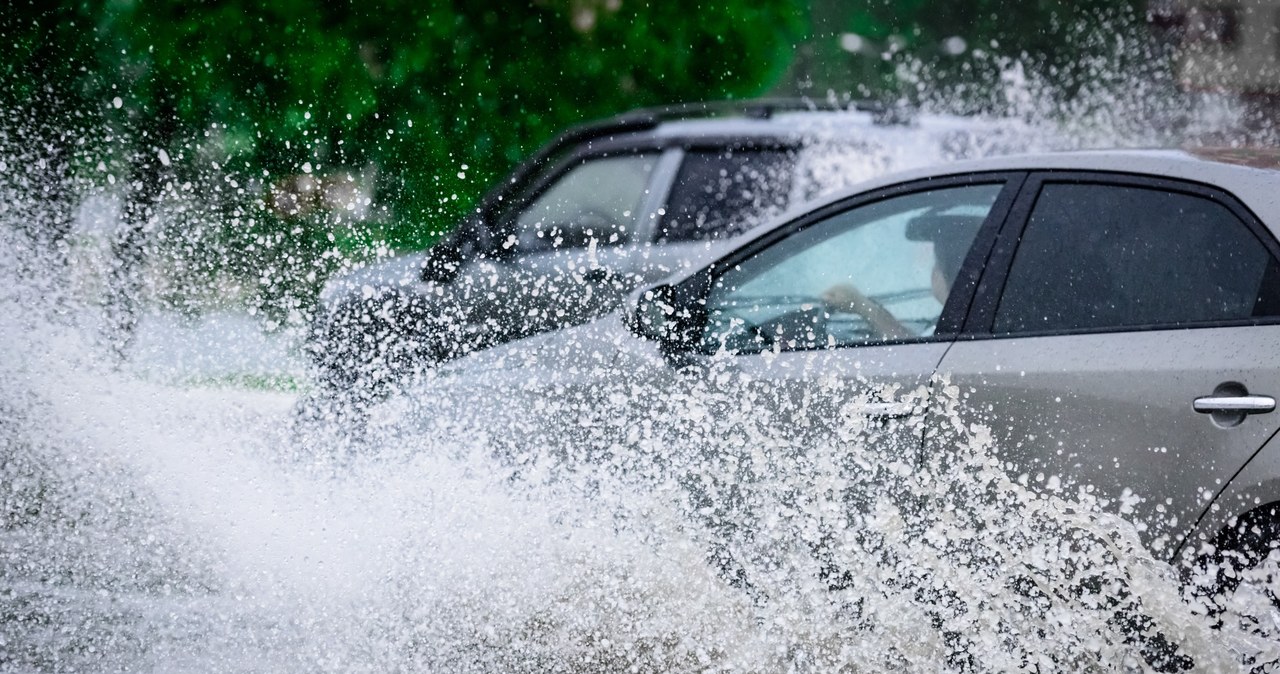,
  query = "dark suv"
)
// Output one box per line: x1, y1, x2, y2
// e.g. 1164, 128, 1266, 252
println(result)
309, 99, 1036, 395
